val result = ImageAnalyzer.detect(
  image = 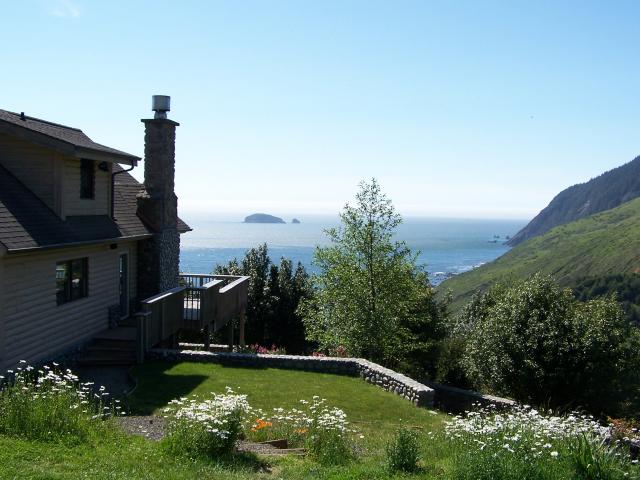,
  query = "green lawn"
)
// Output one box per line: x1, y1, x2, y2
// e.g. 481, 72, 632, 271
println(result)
0, 361, 449, 479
